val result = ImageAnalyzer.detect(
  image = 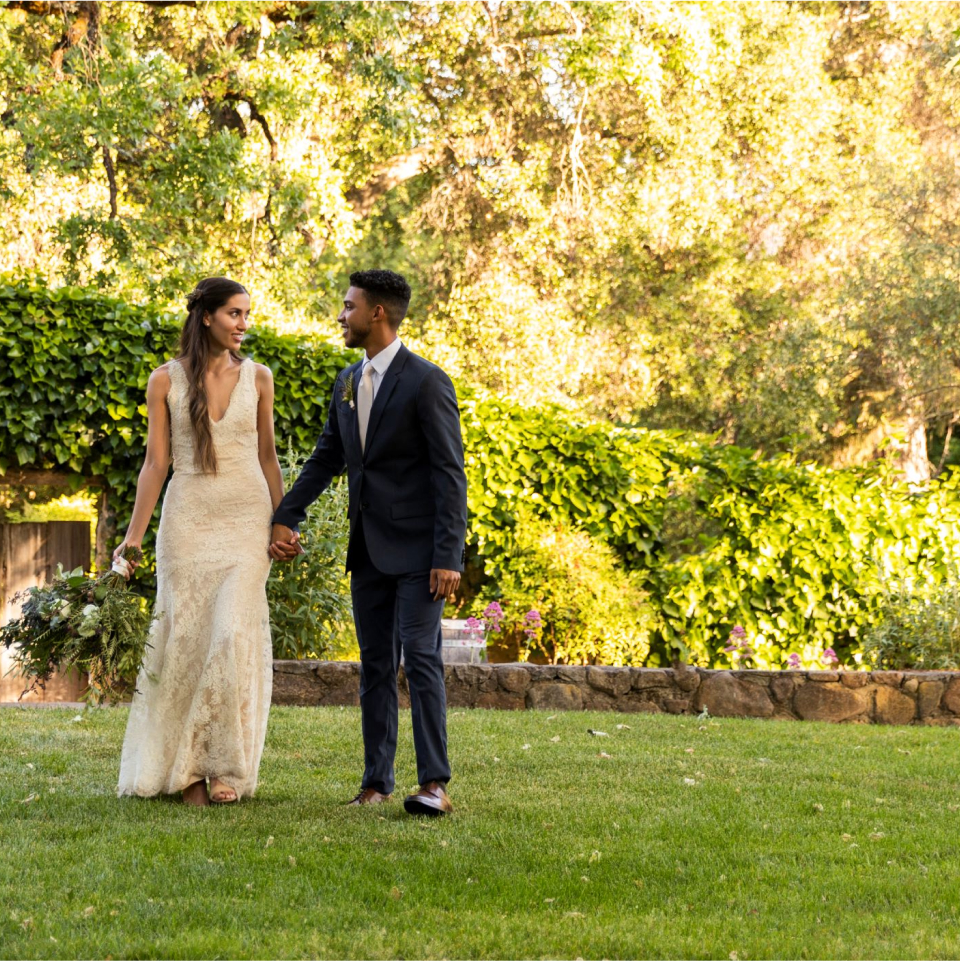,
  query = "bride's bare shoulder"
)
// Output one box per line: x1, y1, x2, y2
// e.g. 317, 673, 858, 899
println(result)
146, 362, 176, 394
